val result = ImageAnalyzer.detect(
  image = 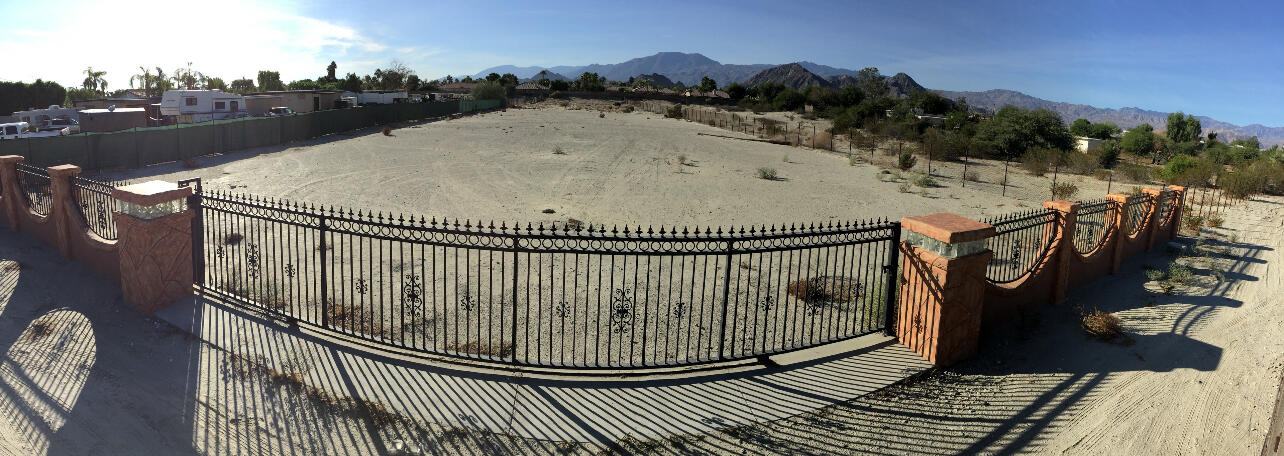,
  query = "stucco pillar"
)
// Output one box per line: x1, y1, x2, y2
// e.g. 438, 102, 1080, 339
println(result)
0, 155, 23, 231
1166, 185, 1187, 240
1141, 188, 1164, 251
47, 164, 81, 259
1106, 193, 1130, 274
897, 213, 995, 366
1042, 200, 1079, 305
113, 181, 194, 314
